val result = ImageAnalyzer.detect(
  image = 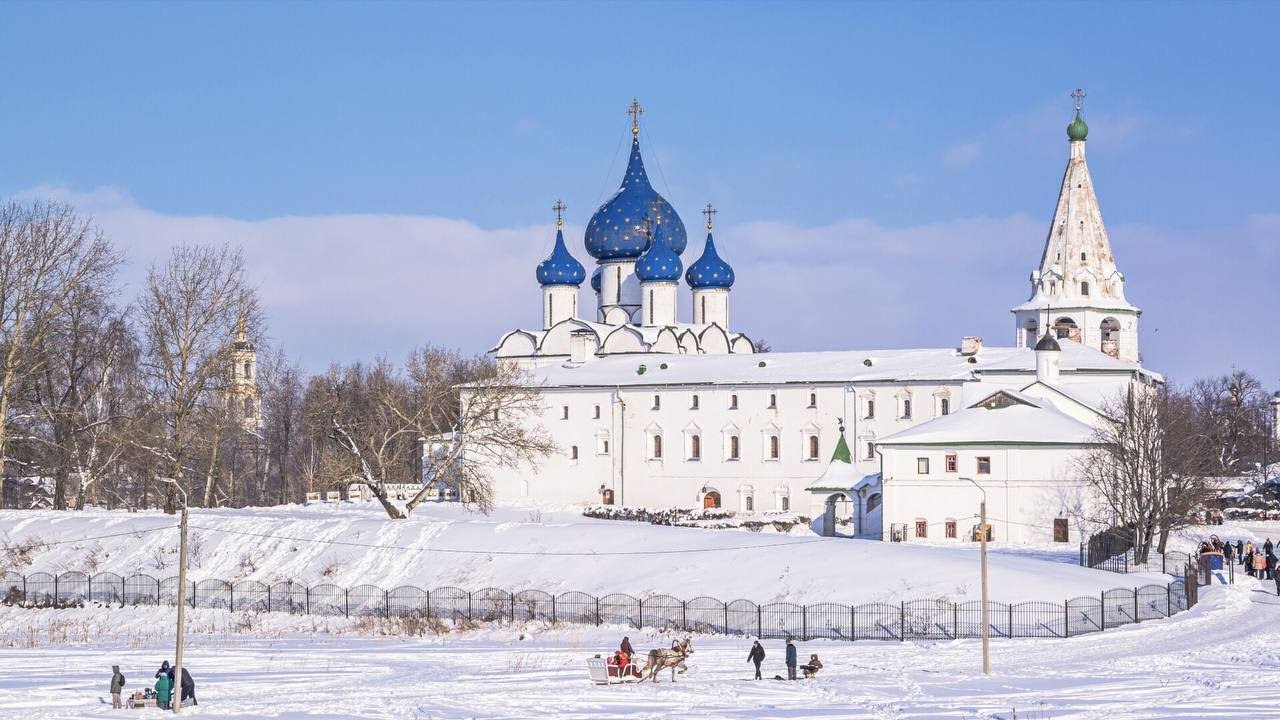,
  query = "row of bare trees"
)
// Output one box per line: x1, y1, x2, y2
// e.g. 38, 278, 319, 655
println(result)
1, 199, 552, 518
1078, 370, 1278, 563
